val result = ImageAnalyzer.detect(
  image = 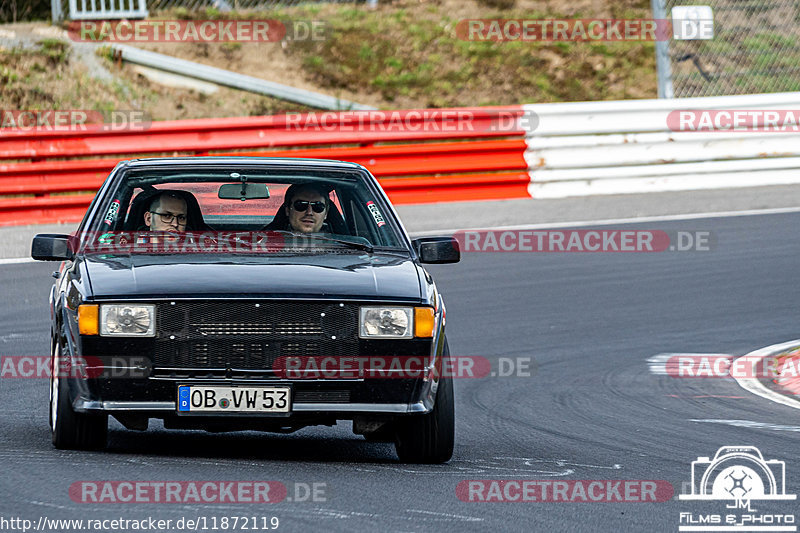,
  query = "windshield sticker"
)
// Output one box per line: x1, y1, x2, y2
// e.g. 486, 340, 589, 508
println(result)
366, 201, 386, 227
103, 199, 121, 226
